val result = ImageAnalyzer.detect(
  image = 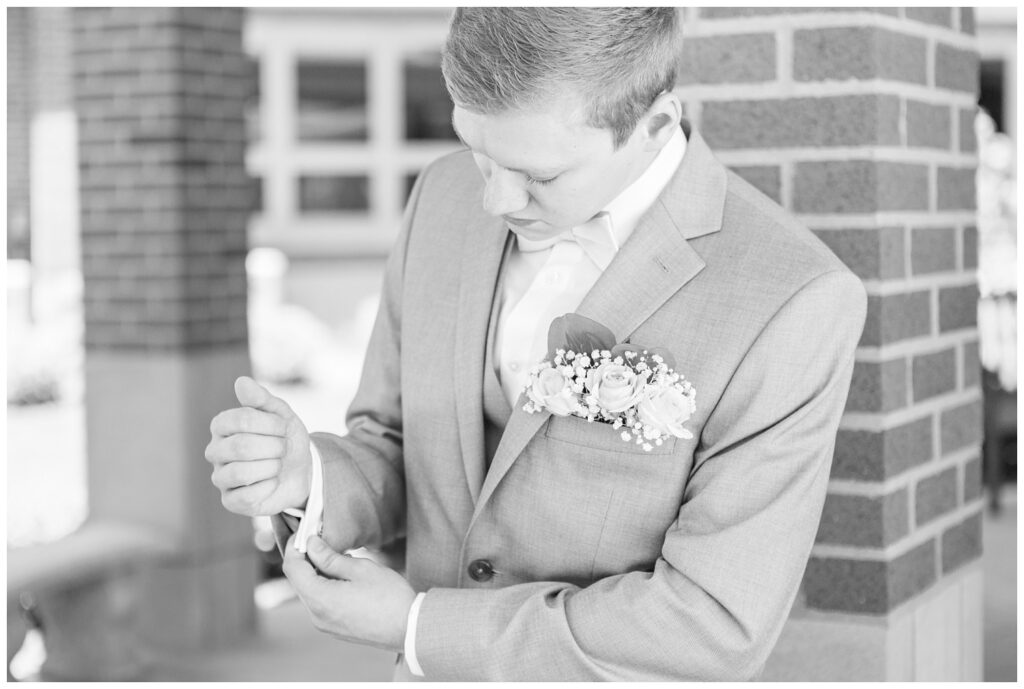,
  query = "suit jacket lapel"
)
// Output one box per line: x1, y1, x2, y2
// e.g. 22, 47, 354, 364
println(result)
453, 209, 512, 504
582, 126, 728, 343
471, 126, 728, 519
